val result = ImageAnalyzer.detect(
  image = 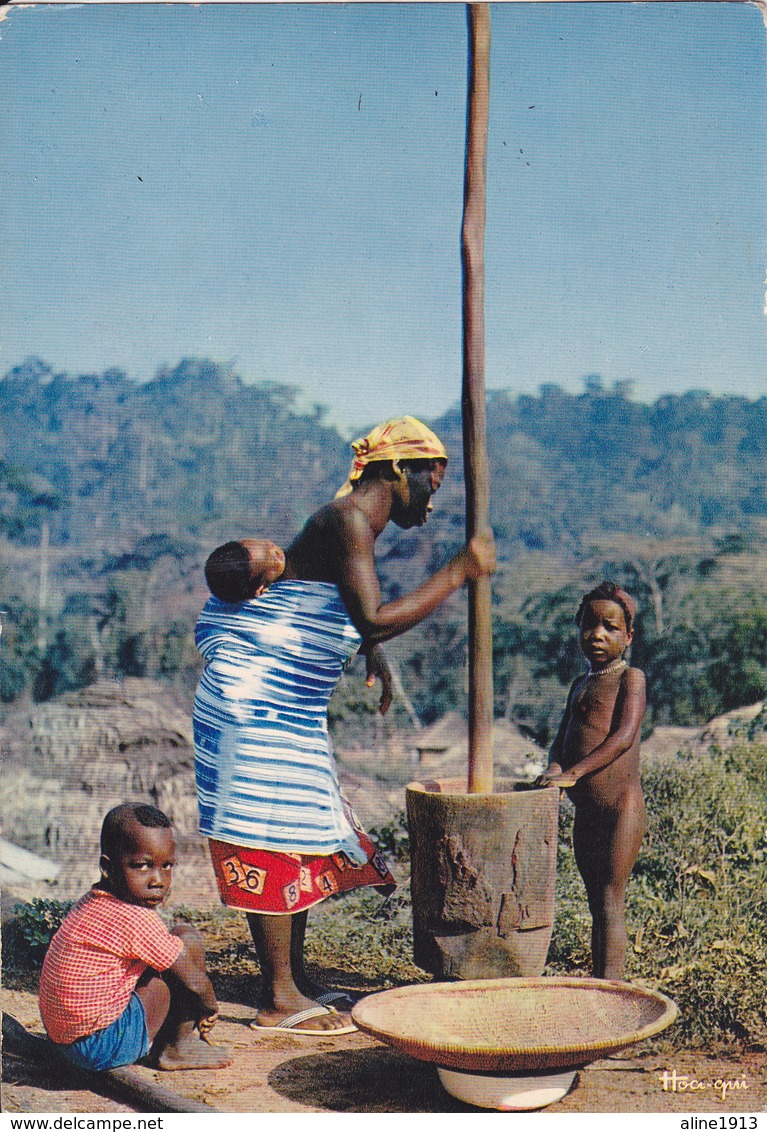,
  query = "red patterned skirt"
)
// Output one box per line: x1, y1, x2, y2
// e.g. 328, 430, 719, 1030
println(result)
208, 832, 396, 915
